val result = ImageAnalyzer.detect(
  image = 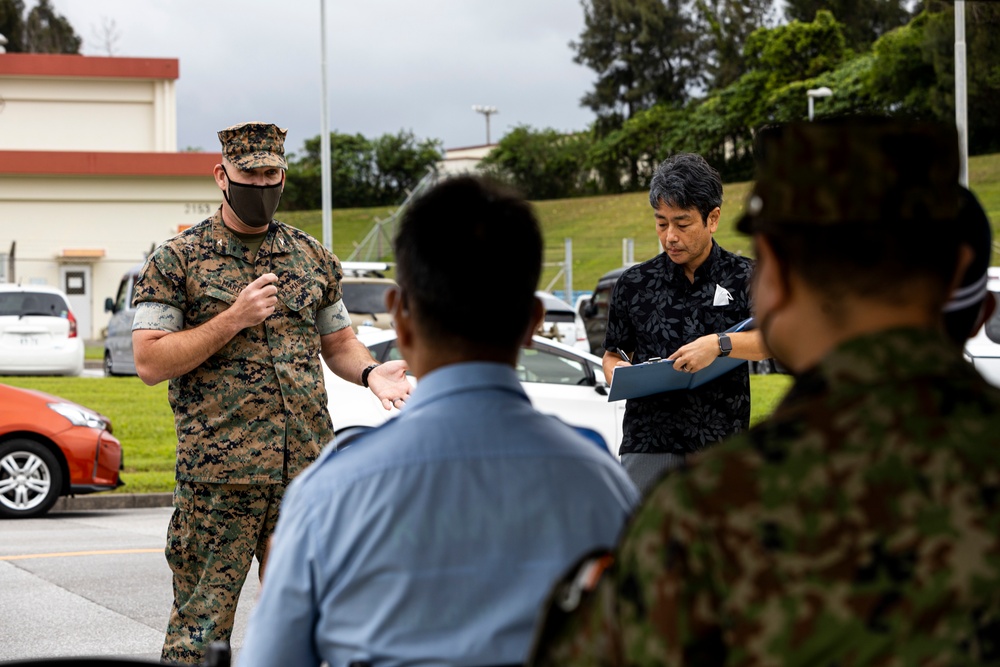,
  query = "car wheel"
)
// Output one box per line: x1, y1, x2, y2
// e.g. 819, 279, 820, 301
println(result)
0, 439, 64, 519
104, 352, 116, 377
